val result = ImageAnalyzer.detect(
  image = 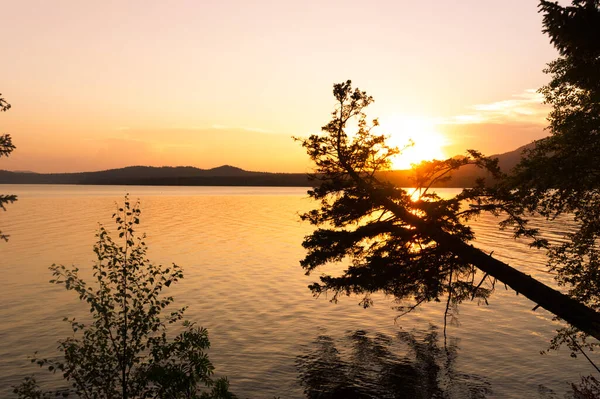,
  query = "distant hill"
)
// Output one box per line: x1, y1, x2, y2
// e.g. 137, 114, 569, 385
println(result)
429, 142, 535, 186
0, 165, 312, 186
0, 143, 536, 188
496, 142, 535, 171
369, 142, 536, 188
